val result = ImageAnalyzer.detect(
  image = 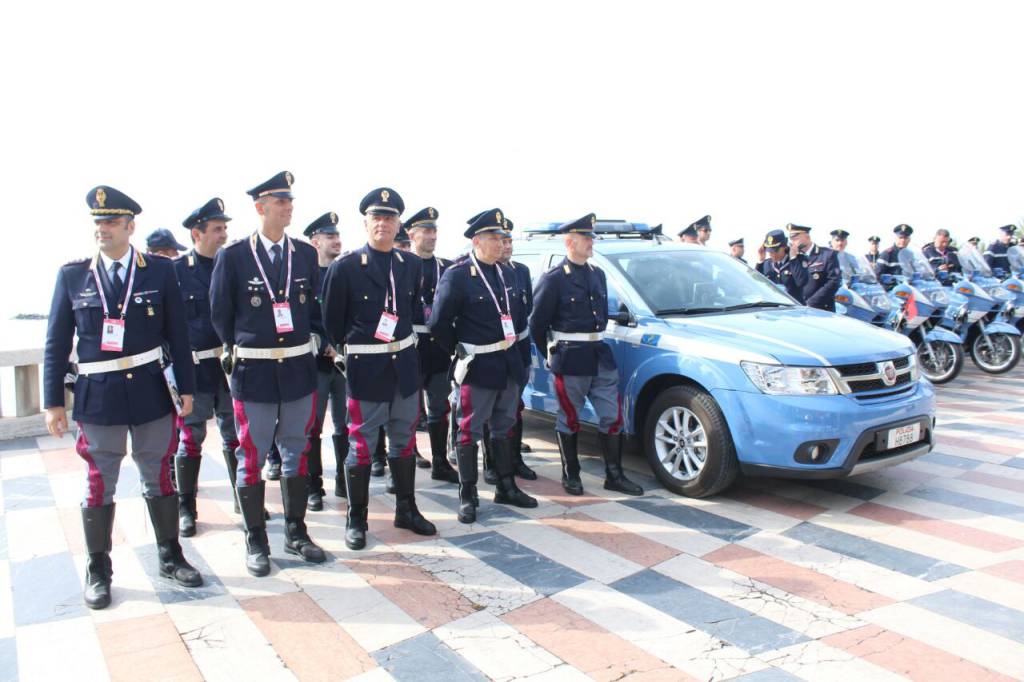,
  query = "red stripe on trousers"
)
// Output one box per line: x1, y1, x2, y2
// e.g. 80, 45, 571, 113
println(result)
608, 395, 623, 435
233, 399, 262, 486
553, 374, 579, 433
507, 397, 525, 438
458, 384, 474, 445
159, 416, 178, 495
401, 399, 421, 458
346, 397, 371, 466
177, 414, 201, 457
75, 422, 105, 508
298, 393, 317, 476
